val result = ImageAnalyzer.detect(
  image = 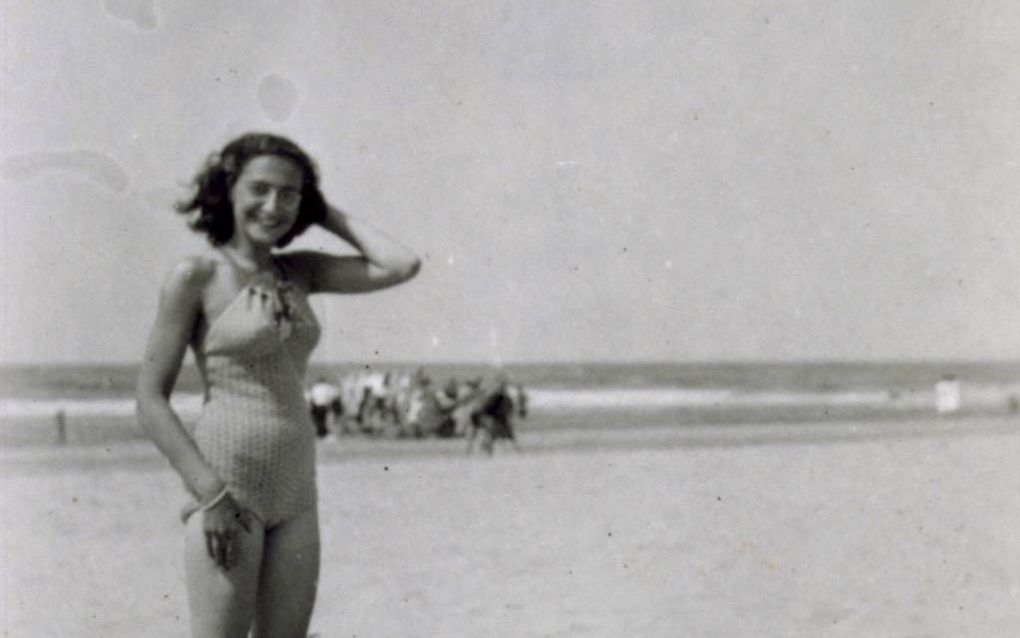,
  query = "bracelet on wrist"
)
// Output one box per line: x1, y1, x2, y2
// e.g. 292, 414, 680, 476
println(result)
199, 486, 230, 511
